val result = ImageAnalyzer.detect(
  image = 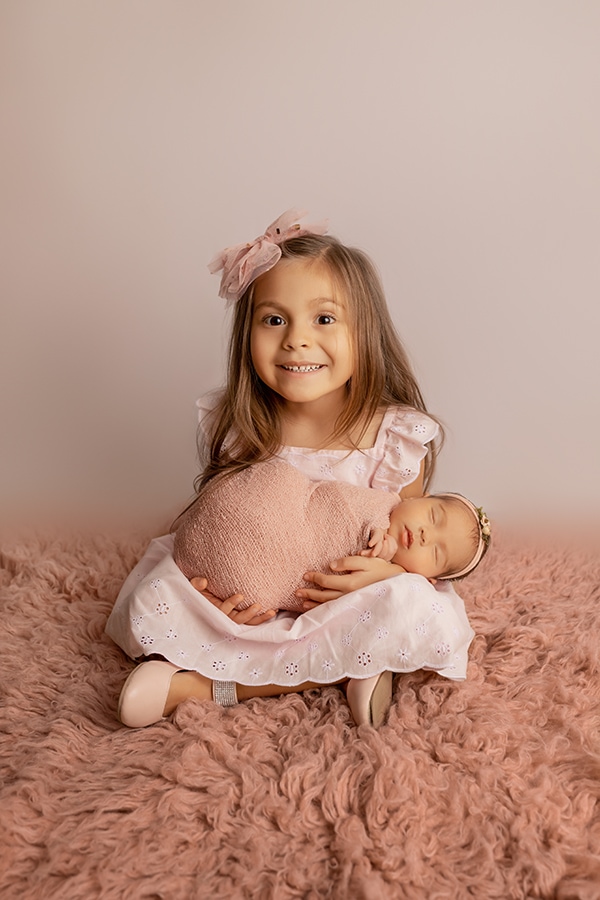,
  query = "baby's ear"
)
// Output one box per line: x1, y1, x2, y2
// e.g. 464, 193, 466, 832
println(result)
427, 577, 437, 586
